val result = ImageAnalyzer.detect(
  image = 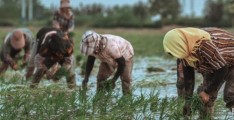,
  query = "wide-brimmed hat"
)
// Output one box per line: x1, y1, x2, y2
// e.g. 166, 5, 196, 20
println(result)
10, 30, 25, 50
60, 0, 71, 8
